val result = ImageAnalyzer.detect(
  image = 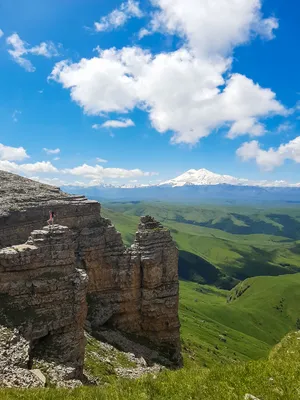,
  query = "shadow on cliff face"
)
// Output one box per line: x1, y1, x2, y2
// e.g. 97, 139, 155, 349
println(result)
0, 294, 37, 329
